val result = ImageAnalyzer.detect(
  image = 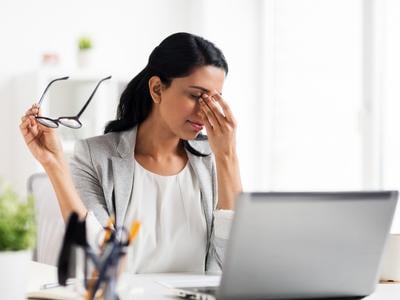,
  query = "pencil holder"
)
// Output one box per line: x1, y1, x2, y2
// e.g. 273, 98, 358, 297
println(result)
82, 227, 128, 300
57, 213, 140, 300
